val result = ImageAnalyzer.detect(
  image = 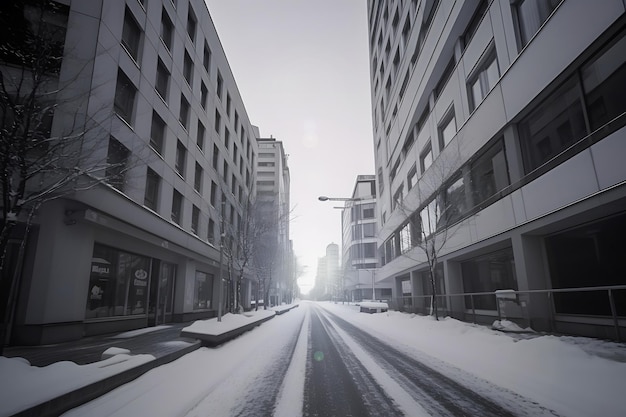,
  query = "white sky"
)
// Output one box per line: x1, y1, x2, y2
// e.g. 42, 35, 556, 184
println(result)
3, 302, 626, 416
203, 1, 376, 293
